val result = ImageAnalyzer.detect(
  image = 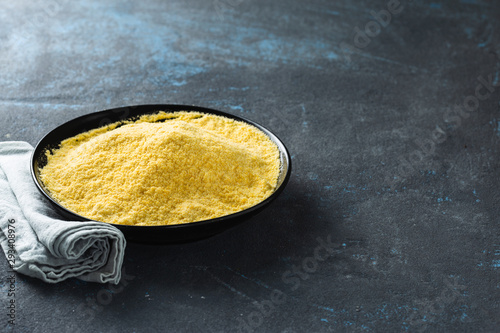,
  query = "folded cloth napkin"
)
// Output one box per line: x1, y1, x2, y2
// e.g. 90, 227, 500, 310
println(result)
0, 141, 126, 284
